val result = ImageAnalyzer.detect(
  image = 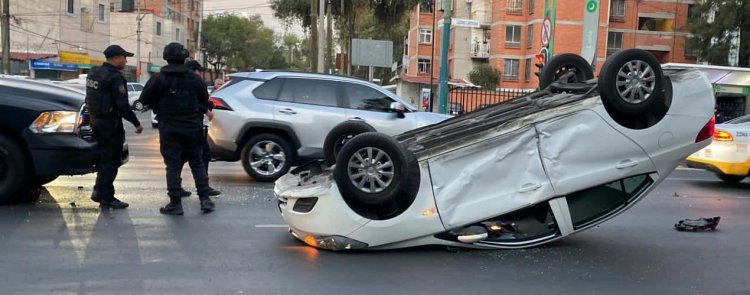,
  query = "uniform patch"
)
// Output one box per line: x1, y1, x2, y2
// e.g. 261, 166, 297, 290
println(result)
119, 84, 126, 94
